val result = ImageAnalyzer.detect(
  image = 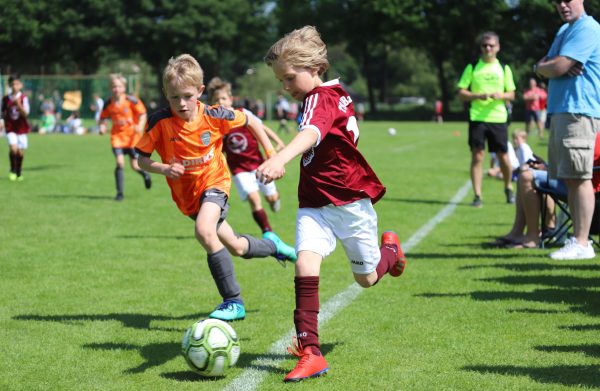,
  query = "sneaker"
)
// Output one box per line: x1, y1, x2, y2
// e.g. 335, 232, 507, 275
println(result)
284, 338, 329, 382
381, 231, 407, 277
550, 238, 595, 260
270, 199, 281, 213
8, 173, 17, 181
143, 174, 152, 190
114, 193, 124, 201
263, 231, 297, 263
16, 175, 24, 182
471, 195, 482, 208
505, 188, 515, 204
208, 300, 246, 321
